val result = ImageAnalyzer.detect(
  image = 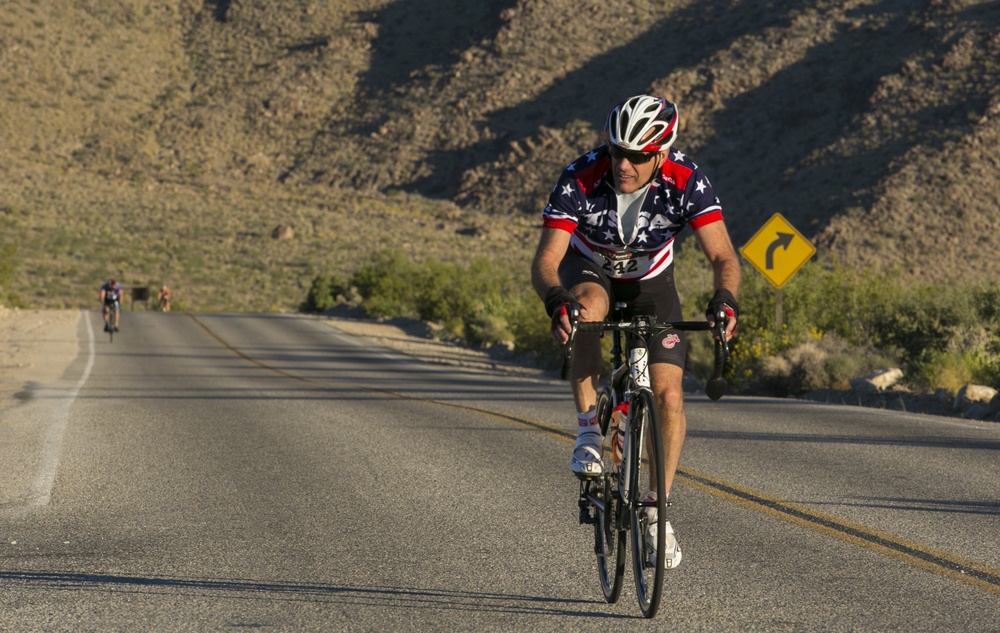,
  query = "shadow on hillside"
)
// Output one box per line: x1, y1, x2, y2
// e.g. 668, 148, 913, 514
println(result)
353, 0, 996, 244
702, 0, 999, 243
394, 0, 801, 202
357, 0, 519, 99
698, 0, 929, 242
